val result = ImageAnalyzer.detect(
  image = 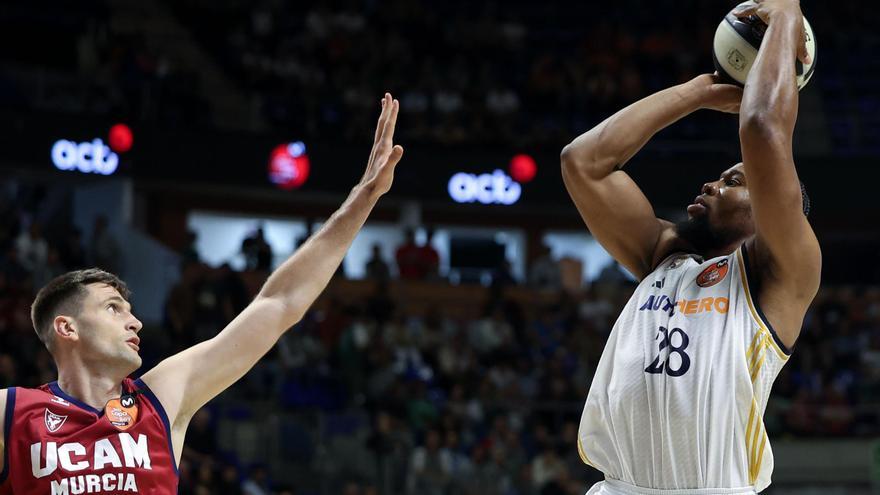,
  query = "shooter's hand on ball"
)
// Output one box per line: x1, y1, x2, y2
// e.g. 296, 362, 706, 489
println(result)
691, 73, 744, 114
733, 0, 811, 65
359, 93, 405, 198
